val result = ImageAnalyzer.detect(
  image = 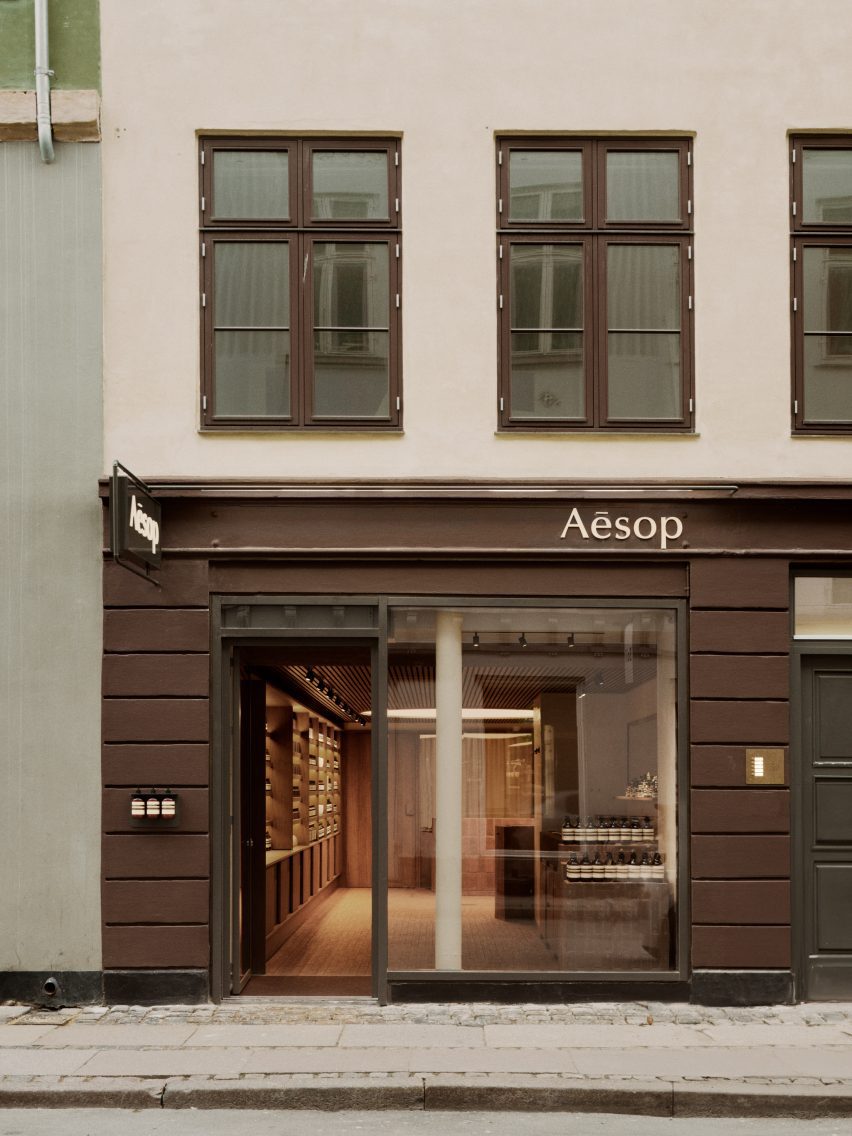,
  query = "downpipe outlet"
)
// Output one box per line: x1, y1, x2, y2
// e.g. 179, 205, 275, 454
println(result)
34, 0, 55, 163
